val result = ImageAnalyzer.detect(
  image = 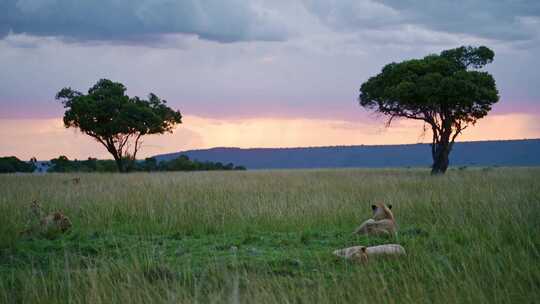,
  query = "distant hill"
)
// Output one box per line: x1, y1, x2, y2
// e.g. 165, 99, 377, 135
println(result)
154, 139, 540, 169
